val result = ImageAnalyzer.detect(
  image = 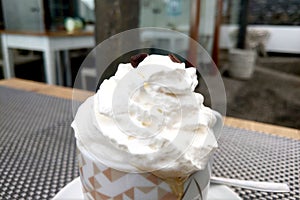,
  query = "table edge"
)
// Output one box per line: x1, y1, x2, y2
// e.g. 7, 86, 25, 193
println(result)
1, 78, 299, 140
0, 29, 94, 37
